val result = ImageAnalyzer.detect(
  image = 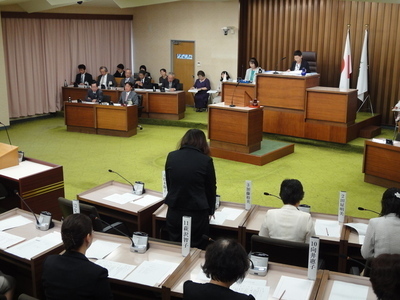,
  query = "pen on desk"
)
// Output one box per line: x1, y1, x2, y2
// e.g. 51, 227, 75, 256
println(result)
279, 290, 286, 300
326, 228, 329, 236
